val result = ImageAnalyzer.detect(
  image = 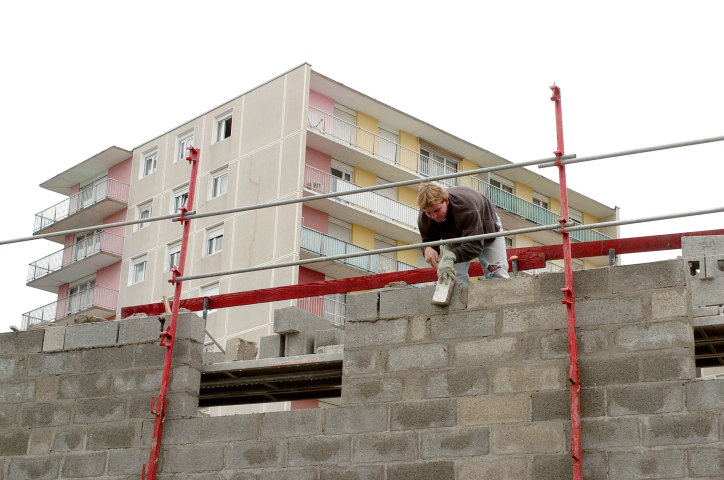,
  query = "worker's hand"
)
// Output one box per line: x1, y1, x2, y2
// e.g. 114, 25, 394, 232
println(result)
437, 246, 457, 283
424, 247, 441, 268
